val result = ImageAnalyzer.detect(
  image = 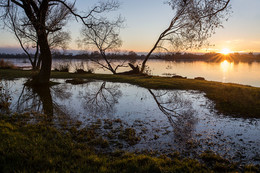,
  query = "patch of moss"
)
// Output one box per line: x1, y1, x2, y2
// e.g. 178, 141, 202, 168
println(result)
200, 151, 237, 172
118, 128, 141, 146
